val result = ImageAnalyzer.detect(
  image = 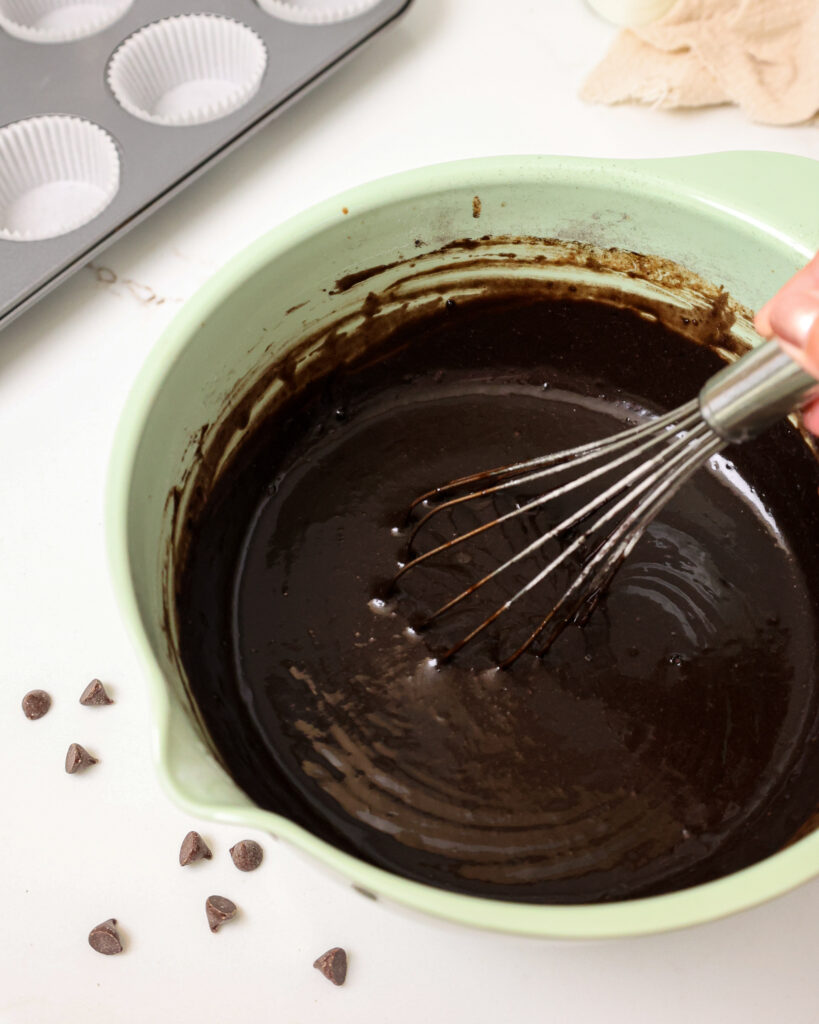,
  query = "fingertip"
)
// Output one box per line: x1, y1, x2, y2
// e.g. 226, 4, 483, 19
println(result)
768, 289, 819, 350
805, 251, 819, 284
805, 316, 819, 368
754, 301, 773, 337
